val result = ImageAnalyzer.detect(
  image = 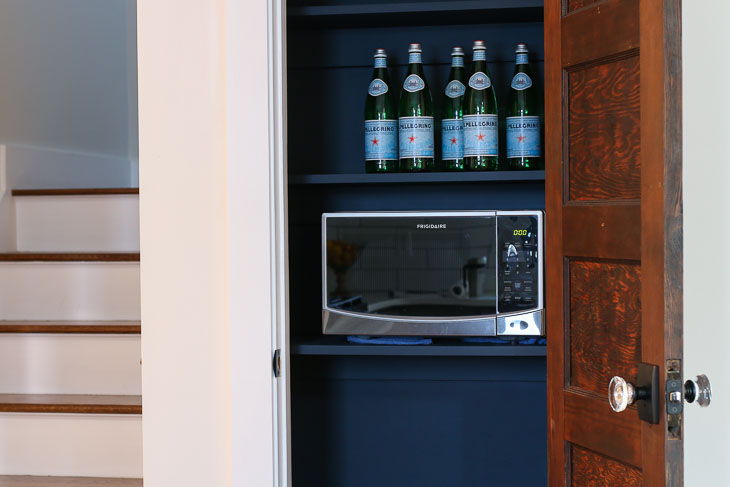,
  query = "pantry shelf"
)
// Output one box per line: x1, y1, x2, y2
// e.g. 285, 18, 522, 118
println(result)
292, 336, 547, 357
288, 170, 545, 185
287, 0, 544, 28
